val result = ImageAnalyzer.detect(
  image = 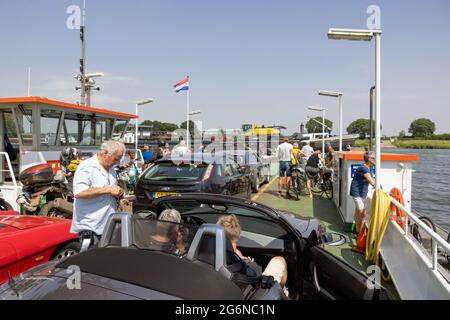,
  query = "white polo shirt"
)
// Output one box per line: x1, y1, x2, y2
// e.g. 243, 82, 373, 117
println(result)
276, 142, 293, 162
70, 155, 118, 235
